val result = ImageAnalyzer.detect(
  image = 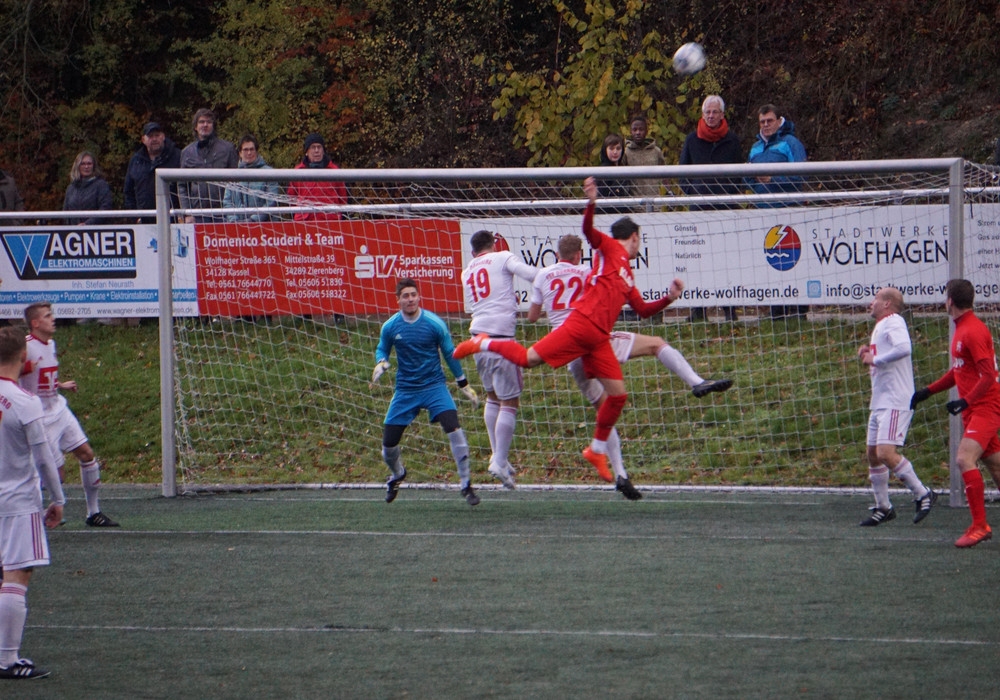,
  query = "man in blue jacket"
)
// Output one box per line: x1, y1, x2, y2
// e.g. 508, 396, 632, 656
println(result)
747, 104, 807, 205
748, 104, 809, 318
